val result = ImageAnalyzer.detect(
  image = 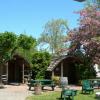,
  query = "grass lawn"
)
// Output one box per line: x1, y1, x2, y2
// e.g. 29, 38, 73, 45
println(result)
26, 90, 100, 100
